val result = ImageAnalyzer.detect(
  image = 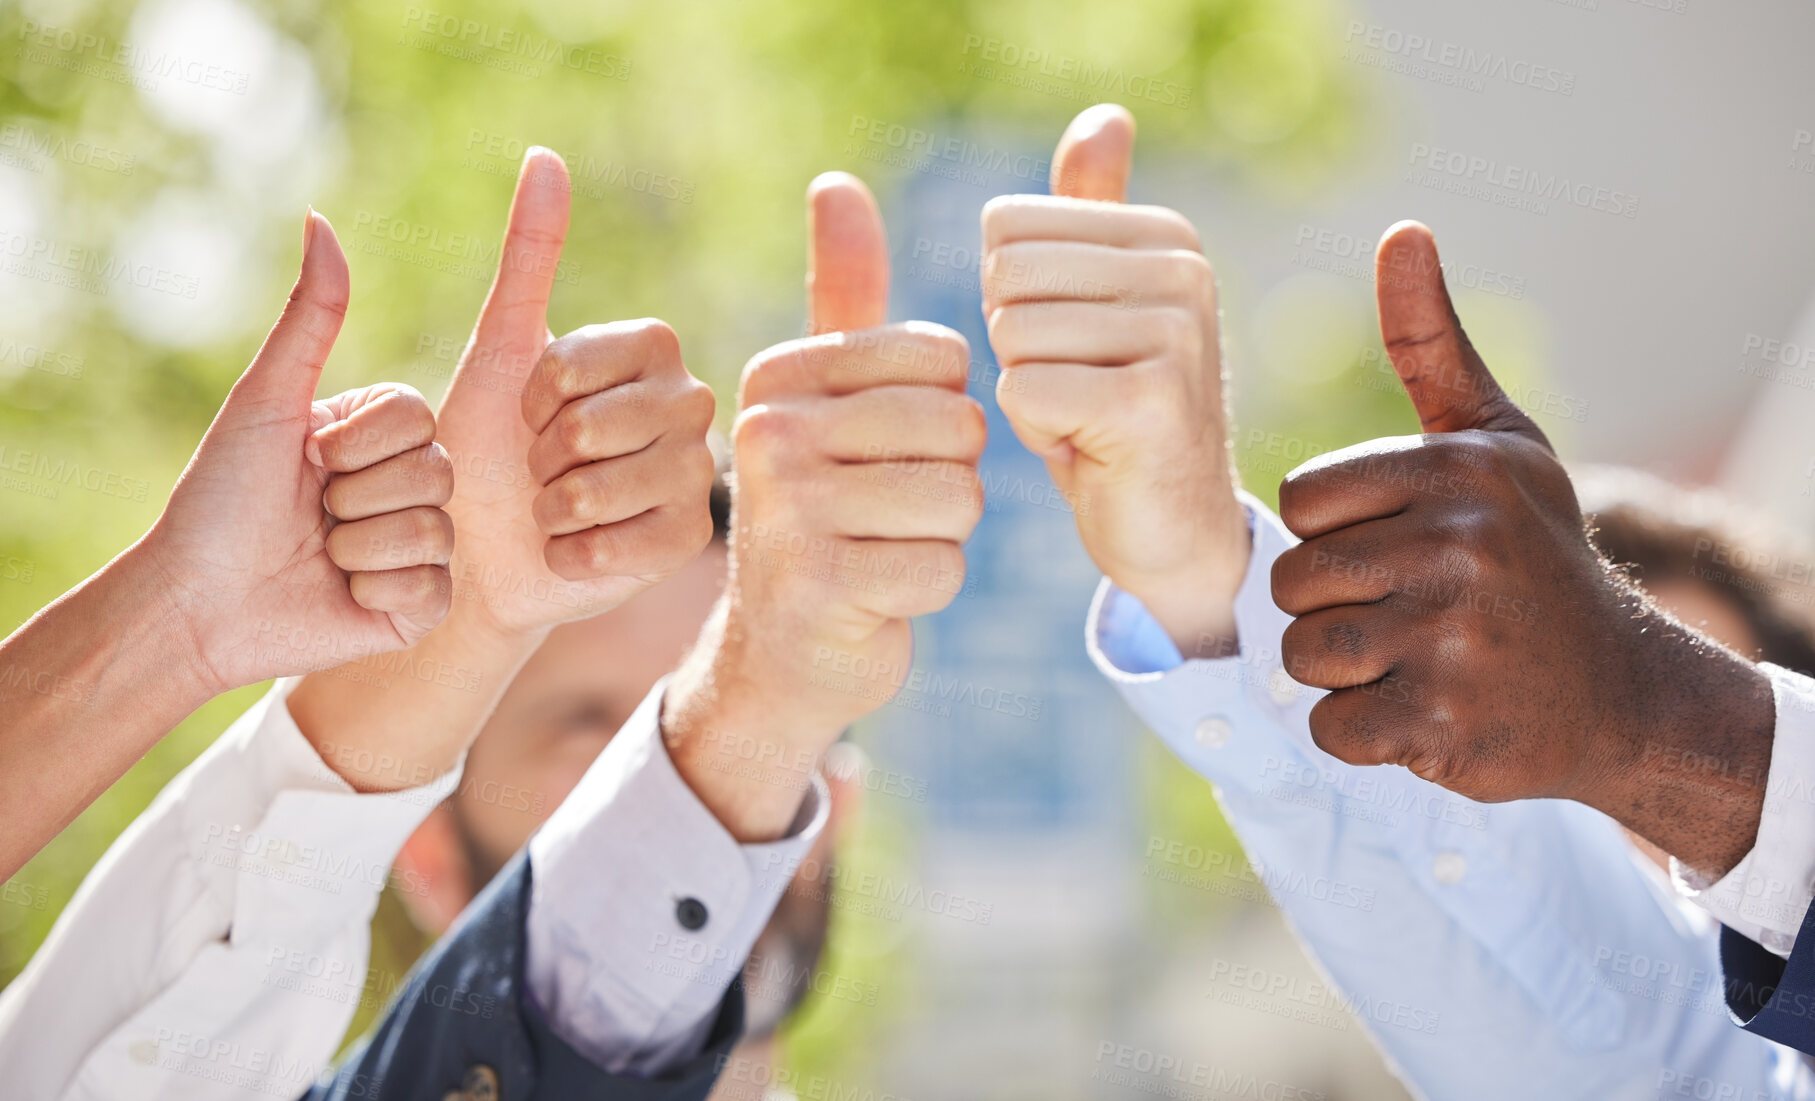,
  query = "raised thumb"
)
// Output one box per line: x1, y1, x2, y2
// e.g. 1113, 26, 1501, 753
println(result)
1374, 220, 1547, 447
806, 172, 889, 335
233, 208, 349, 409
1051, 103, 1135, 202
461, 147, 571, 393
